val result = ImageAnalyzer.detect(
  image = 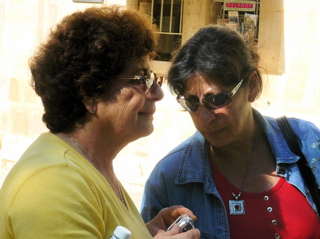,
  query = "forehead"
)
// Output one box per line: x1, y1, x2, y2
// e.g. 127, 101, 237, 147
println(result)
120, 55, 151, 76
184, 73, 223, 95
